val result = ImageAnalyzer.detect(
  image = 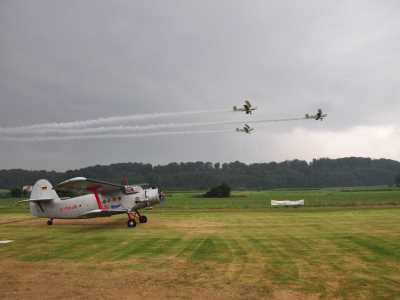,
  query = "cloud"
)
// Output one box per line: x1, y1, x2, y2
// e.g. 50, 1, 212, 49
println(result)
269, 125, 400, 161
0, 1, 400, 169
